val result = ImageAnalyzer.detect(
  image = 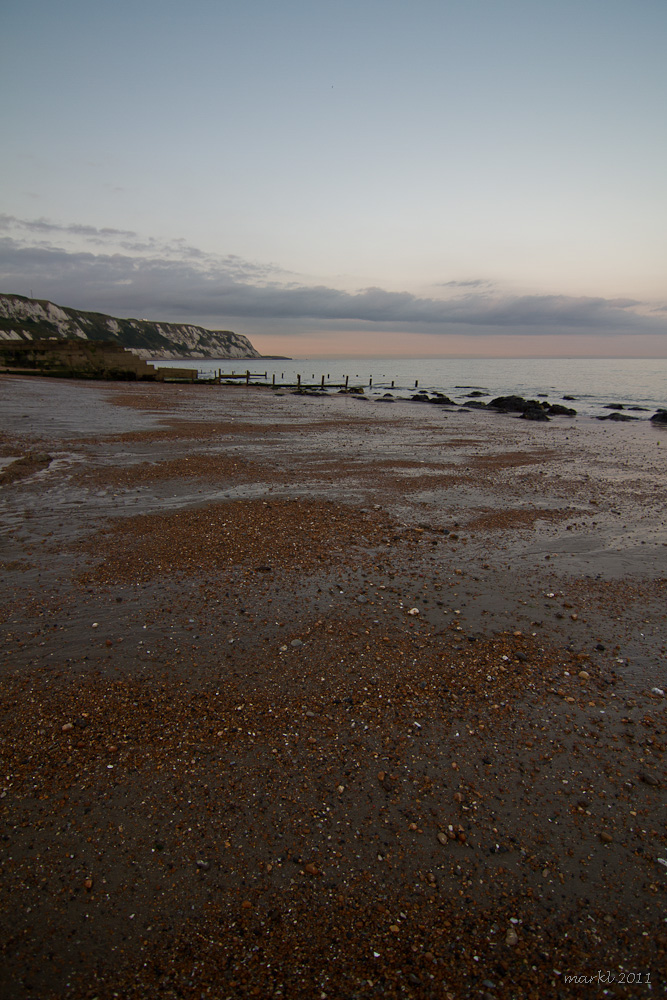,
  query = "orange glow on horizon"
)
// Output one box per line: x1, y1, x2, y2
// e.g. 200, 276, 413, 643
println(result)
249, 330, 667, 360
